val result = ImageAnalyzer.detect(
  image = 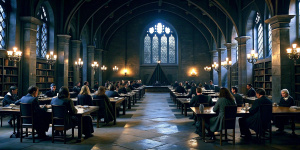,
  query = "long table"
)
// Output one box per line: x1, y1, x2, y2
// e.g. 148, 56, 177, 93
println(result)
191, 106, 300, 141
0, 105, 99, 142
